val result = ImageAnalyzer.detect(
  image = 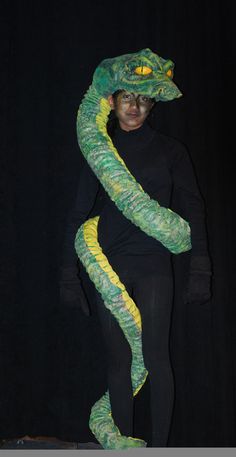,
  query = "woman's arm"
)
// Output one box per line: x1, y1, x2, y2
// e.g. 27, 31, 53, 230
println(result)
59, 160, 102, 314
61, 160, 101, 268
171, 141, 212, 304
171, 141, 208, 255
